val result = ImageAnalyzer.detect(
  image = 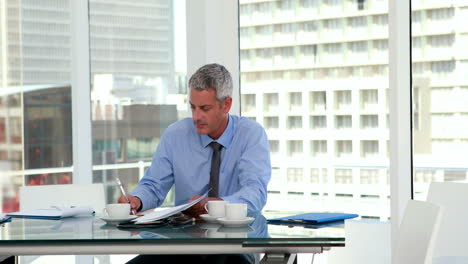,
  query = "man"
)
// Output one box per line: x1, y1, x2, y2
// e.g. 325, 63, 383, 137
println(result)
118, 63, 271, 218
119, 63, 270, 263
